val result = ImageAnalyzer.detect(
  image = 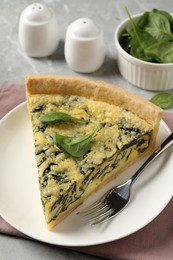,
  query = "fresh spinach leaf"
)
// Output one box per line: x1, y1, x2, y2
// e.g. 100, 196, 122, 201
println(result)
125, 7, 142, 47
40, 112, 90, 123
121, 8, 173, 63
152, 9, 173, 30
137, 10, 173, 41
53, 124, 99, 157
129, 29, 156, 61
145, 40, 173, 63
150, 93, 173, 109
123, 7, 156, 60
